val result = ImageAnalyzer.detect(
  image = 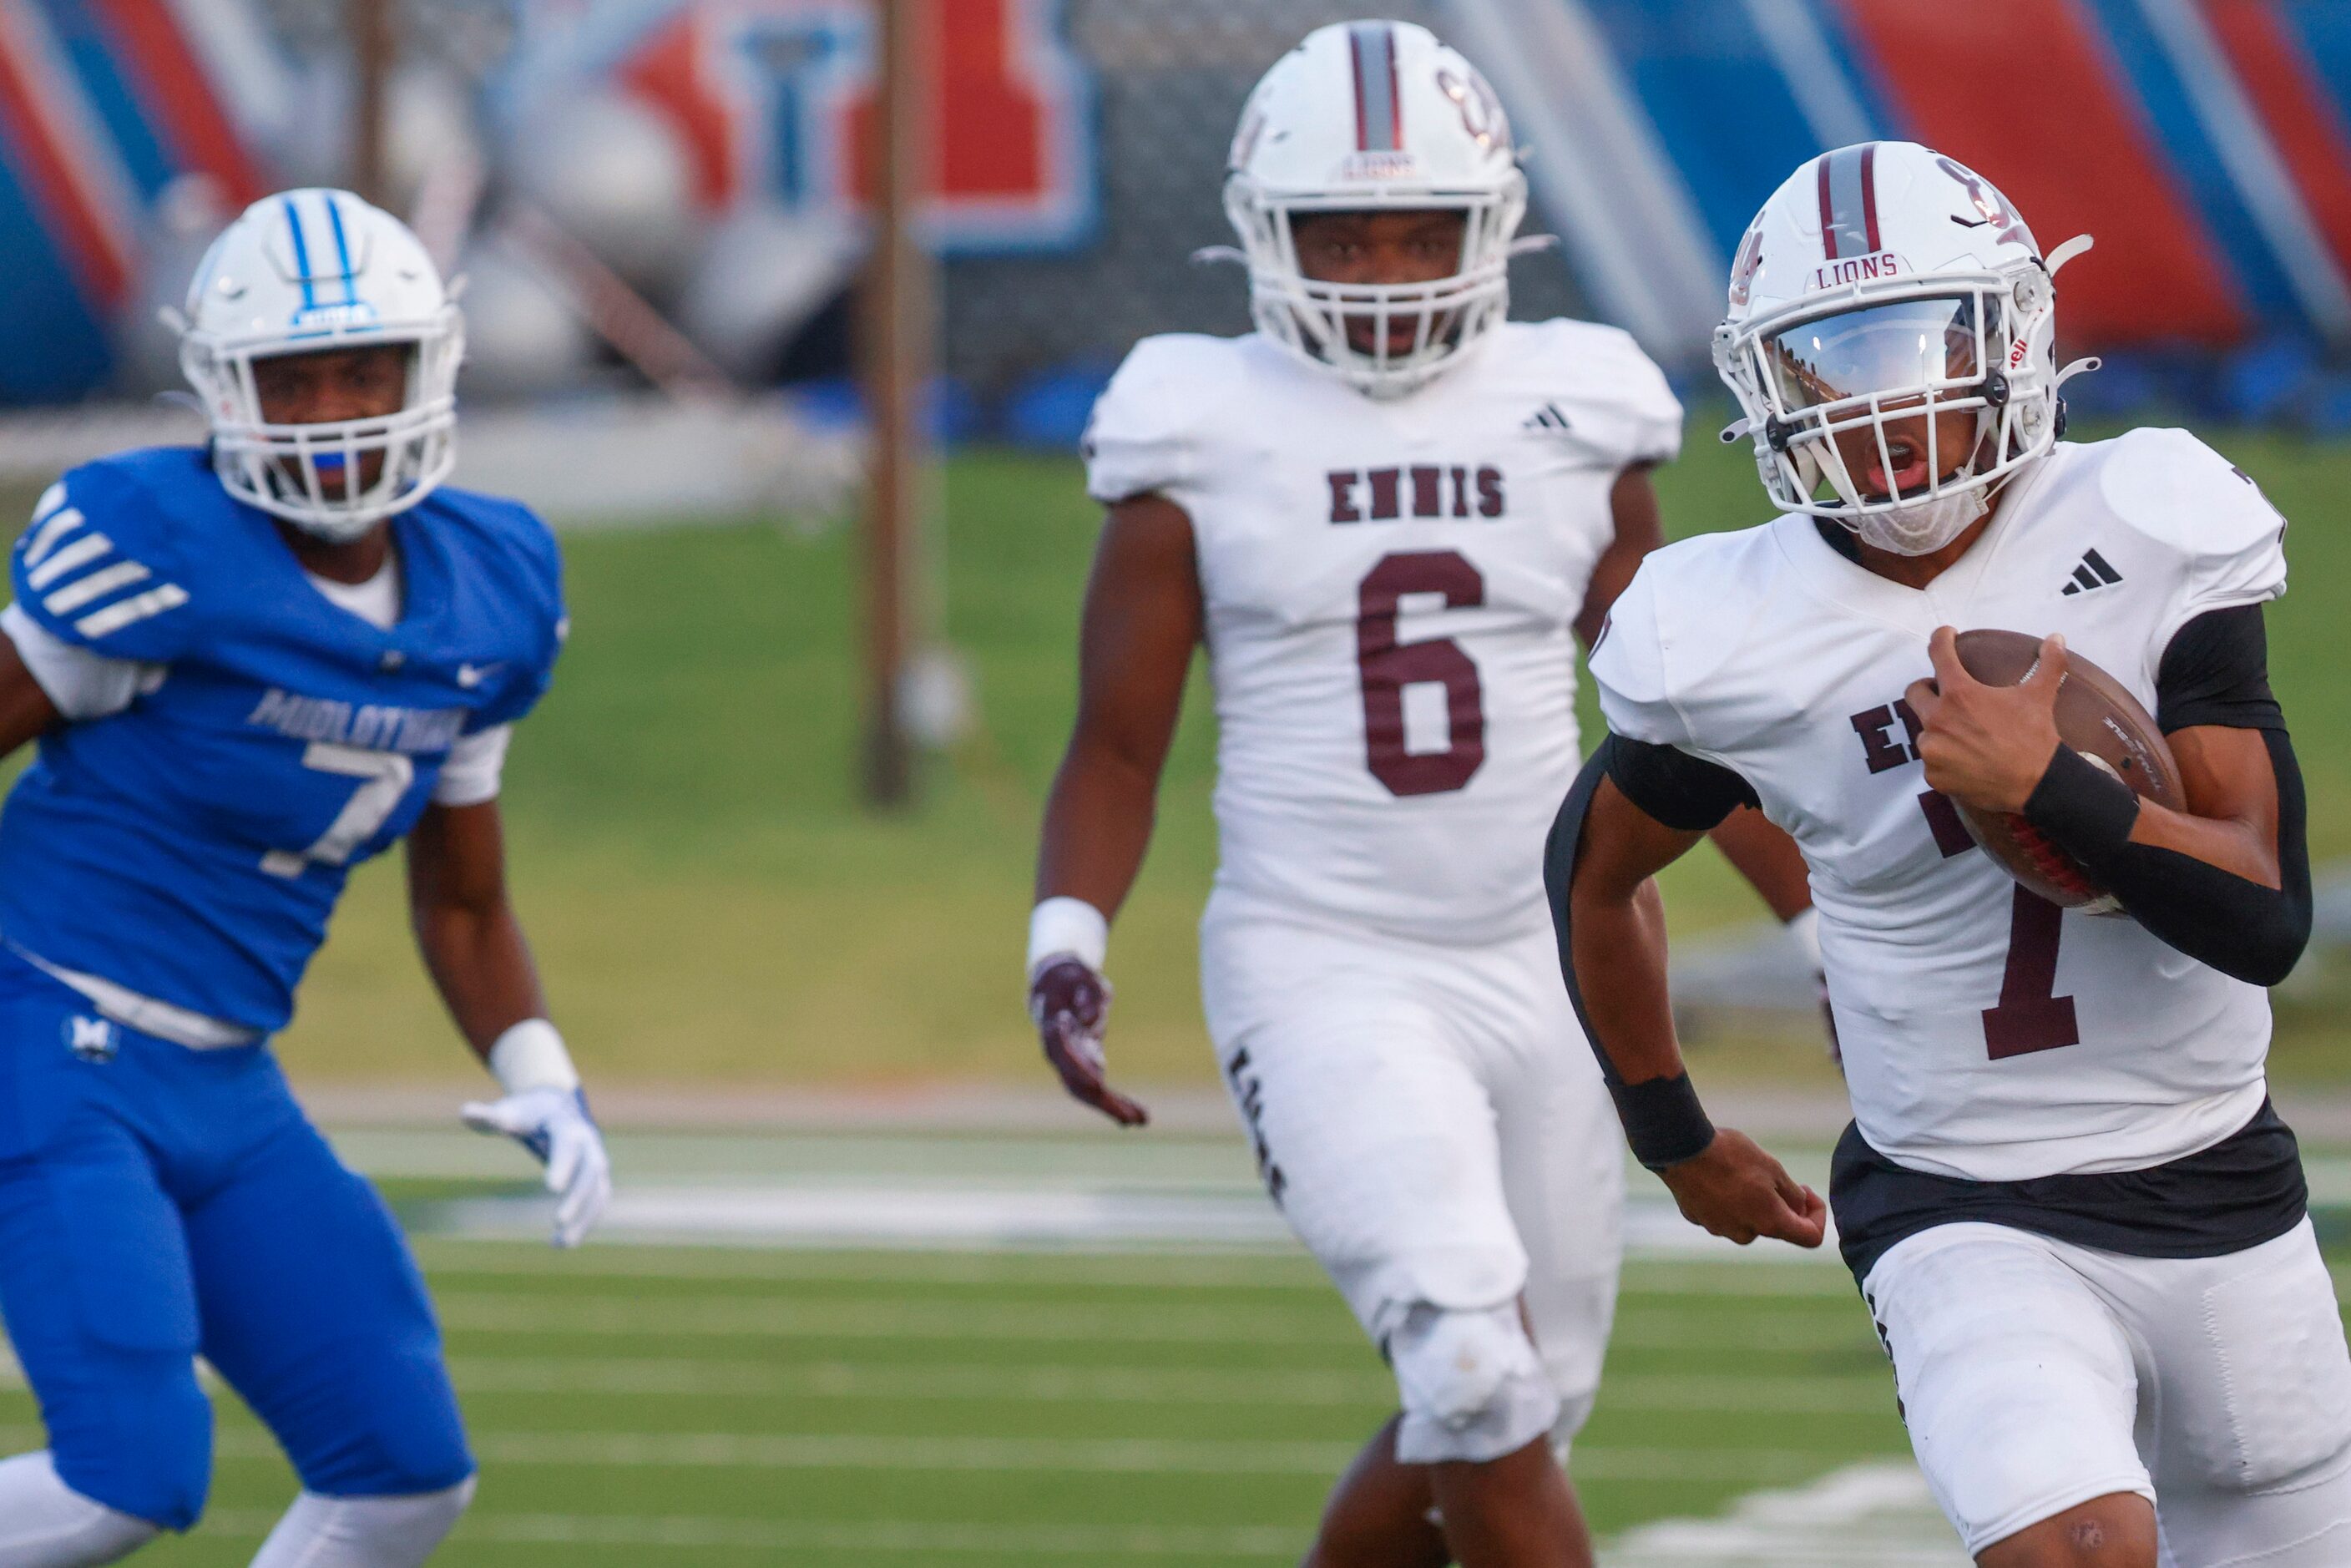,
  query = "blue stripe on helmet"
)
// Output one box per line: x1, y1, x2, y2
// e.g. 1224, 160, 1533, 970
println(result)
281, 195, 316, 310
323, 192, 357, 306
